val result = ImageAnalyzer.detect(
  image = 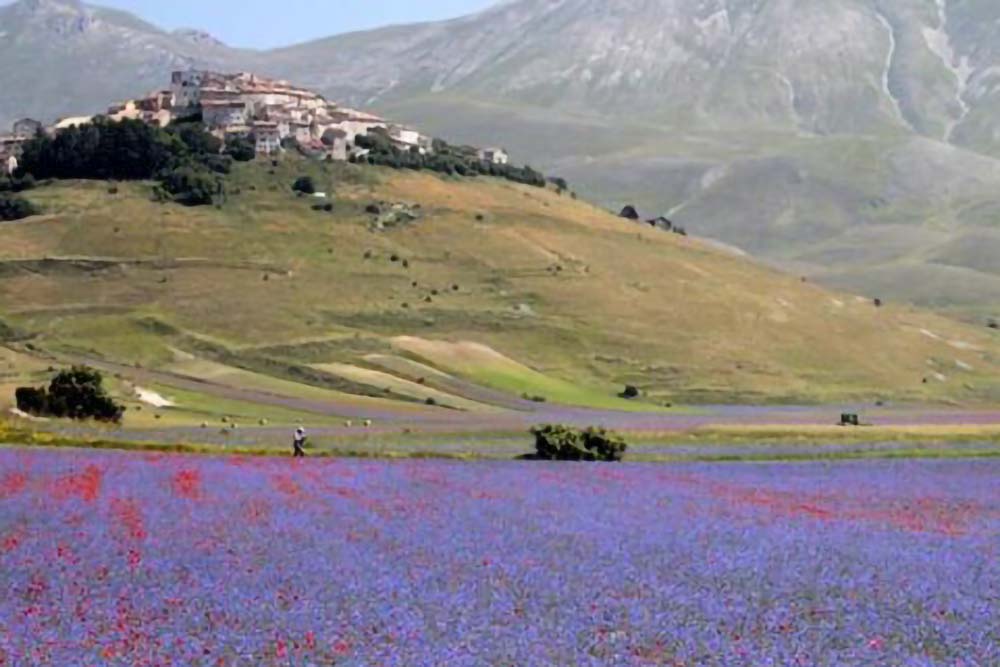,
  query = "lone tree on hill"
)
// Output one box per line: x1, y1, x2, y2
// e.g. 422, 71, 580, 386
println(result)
292, 176, 317, 195
619, 205, 640, 220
